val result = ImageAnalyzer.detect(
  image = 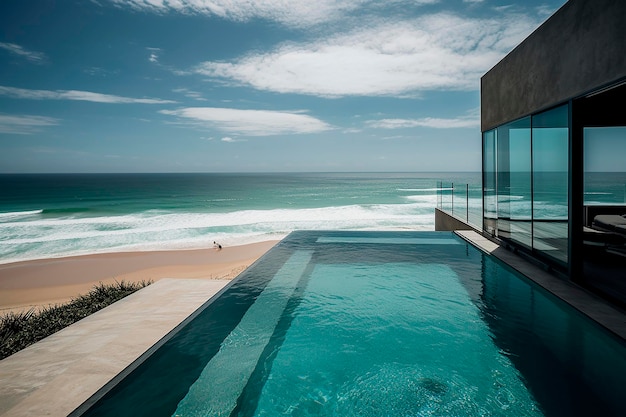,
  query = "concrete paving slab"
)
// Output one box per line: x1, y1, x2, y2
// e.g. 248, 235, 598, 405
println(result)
0, 278, 230, 417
